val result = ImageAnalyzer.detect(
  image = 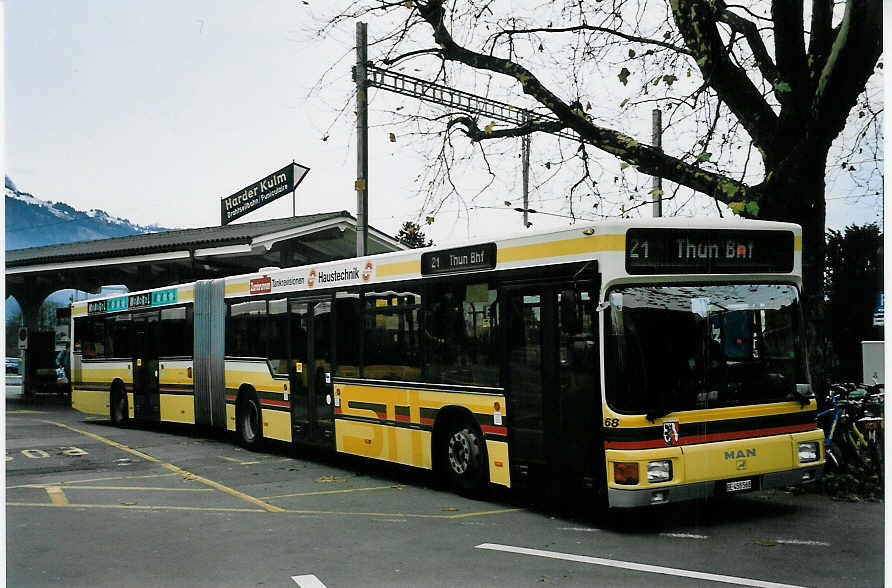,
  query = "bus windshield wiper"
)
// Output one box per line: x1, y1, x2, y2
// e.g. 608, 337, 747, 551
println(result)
646, 405, 673, 423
